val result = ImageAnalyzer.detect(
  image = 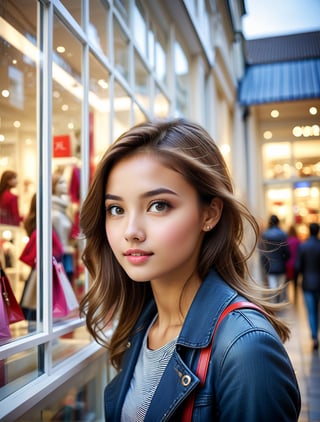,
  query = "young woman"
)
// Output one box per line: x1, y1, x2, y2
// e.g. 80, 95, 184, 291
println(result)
80, 119, 300, 421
